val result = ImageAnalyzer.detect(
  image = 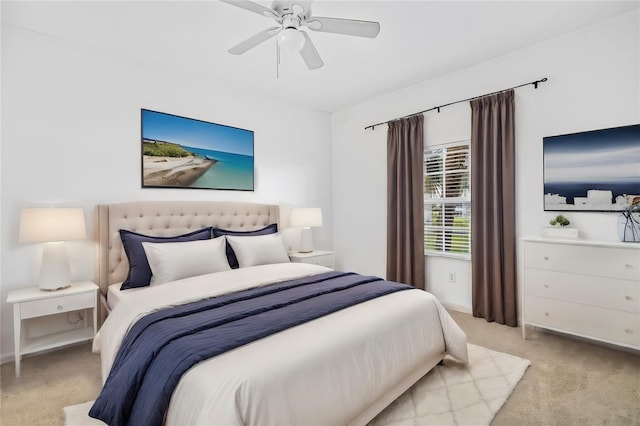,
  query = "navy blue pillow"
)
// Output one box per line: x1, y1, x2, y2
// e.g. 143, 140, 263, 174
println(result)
212, 223, 278, 269
120, 227, 212, 290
